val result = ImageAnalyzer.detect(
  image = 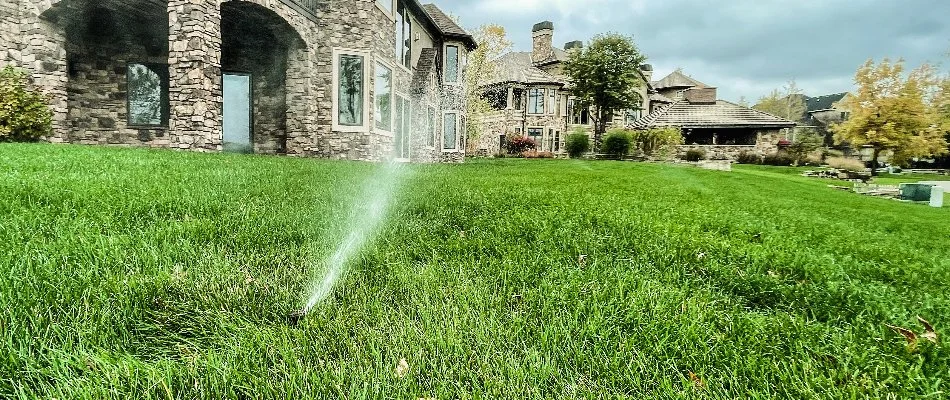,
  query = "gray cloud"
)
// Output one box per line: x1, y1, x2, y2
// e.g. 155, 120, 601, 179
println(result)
435, 0, 950, 102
